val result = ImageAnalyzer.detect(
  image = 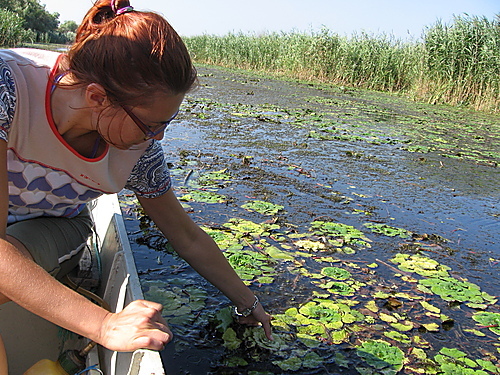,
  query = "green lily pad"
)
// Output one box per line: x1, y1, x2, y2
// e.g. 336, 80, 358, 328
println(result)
419, 277, 497, 307
390, 253, 451, 278
363, 223, 411, 238
273, 356, 302, 371
472, 312, 500, 335
180, 189, 226, 203
241, 200, 284, 215
222, 327, 242, 350
357, 339, 405, 374
321, 266, 351, 280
